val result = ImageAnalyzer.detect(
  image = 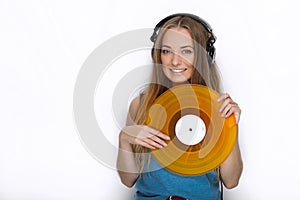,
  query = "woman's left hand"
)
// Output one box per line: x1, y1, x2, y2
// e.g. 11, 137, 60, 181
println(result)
218, 93, 241, 124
